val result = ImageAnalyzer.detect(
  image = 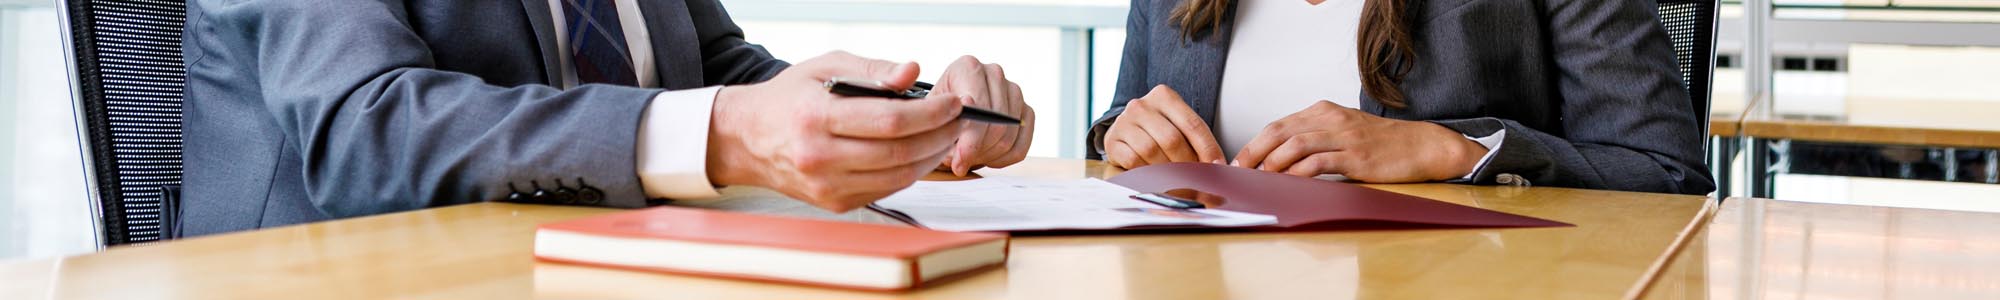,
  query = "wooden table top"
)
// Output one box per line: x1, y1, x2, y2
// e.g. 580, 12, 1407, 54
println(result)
1736, 99, 2000, 148
0, 158, 1714, 300
1711, 119, 1741, 137
1640, 197, 2000, 299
